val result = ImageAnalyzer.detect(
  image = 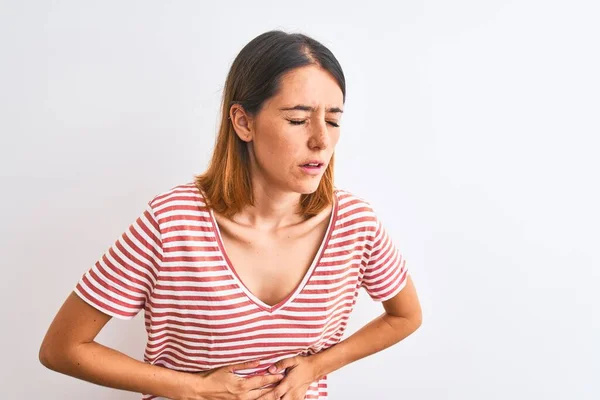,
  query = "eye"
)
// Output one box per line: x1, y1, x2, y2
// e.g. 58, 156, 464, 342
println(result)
287, 119, 340, 127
